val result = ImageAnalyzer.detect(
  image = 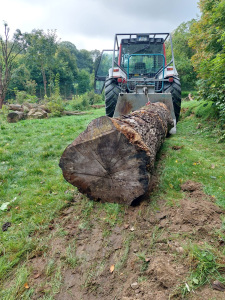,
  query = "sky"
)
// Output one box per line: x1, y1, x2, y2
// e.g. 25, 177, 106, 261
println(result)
0, 0, 200, 51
